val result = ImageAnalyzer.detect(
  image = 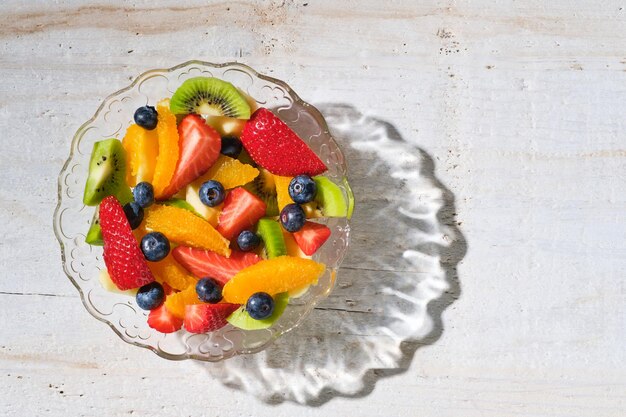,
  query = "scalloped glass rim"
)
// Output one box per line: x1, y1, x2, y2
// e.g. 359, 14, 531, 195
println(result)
53, 61, 352, 361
